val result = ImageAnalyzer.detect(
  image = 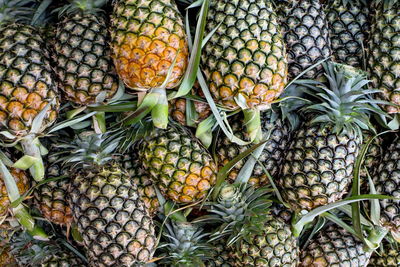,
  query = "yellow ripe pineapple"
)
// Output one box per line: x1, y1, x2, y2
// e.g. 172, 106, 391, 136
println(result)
110, 0, 189, 91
